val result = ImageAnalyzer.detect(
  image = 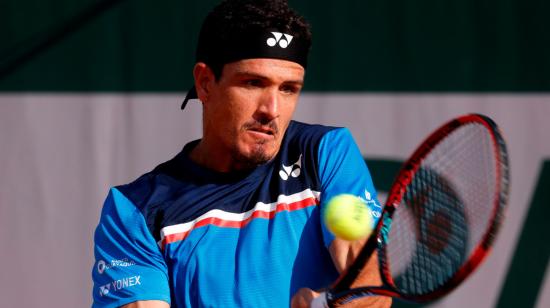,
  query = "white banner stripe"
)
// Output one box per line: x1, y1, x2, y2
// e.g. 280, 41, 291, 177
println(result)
160, 189, 321, 240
